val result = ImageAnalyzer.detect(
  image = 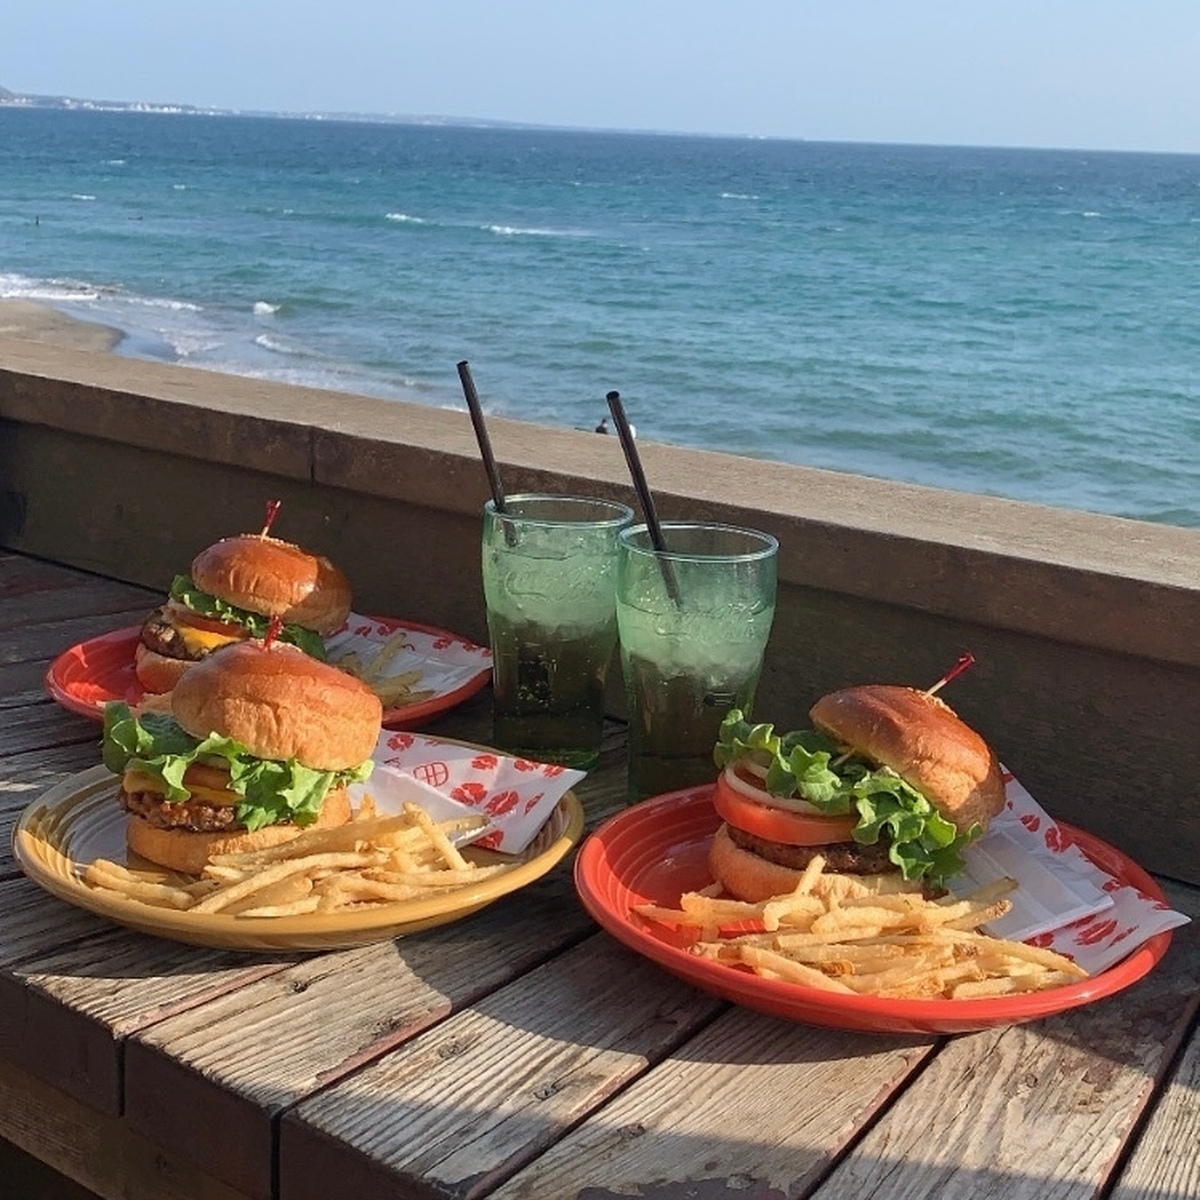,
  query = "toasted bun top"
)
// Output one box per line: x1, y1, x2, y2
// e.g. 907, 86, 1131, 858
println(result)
190, 534, 352, 634
808, 684, 1006, 832
171, 641, 382, 770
